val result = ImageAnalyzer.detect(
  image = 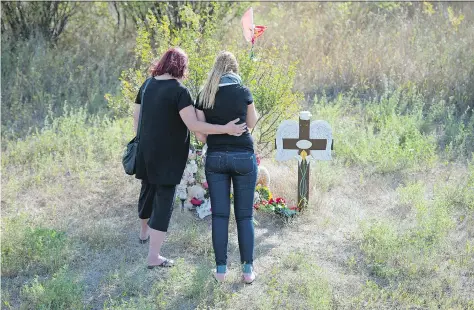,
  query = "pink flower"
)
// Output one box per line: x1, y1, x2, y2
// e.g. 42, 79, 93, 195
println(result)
202, 182, 209, 189
256, 154, 261, 166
